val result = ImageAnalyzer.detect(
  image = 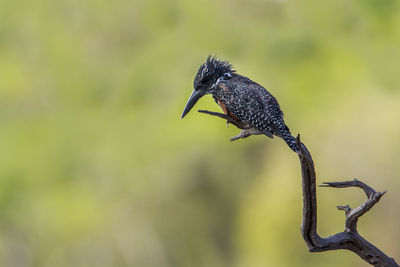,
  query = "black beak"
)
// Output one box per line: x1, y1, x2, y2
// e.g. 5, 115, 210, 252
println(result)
181, 90, 205, 119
